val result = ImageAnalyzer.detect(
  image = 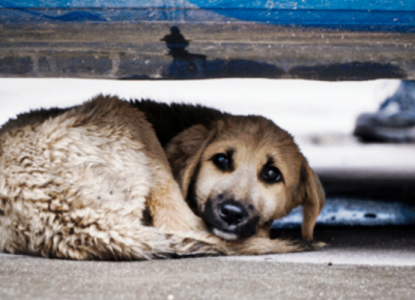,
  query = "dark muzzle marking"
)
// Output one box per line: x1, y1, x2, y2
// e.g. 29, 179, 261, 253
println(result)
202, 197, 259, 239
